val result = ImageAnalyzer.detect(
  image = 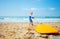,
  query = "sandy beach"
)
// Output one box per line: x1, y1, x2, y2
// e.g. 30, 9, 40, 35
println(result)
0, 22, 60, 39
